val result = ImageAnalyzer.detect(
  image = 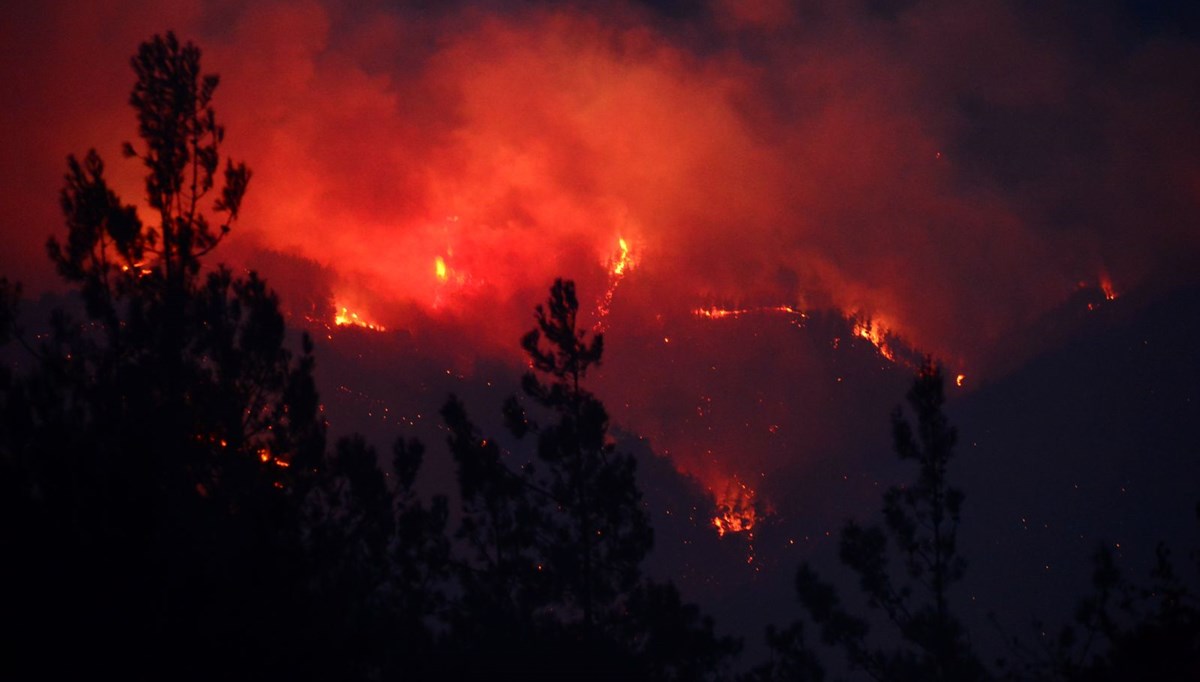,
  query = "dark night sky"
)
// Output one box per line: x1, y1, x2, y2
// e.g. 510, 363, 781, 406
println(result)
3, 0, 1199, 664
